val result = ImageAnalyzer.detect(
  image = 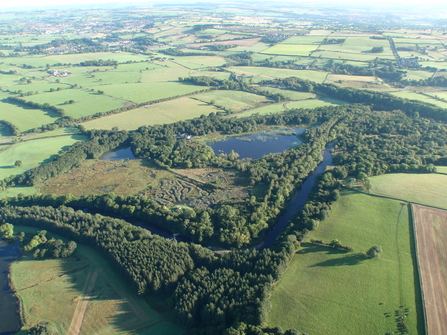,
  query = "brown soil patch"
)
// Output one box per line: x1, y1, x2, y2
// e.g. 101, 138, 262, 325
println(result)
411, 204, 447, 335
37, 159, 167, 197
